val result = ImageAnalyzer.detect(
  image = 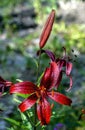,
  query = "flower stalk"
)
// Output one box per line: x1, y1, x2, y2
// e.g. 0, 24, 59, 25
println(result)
34, 49, 42, 130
